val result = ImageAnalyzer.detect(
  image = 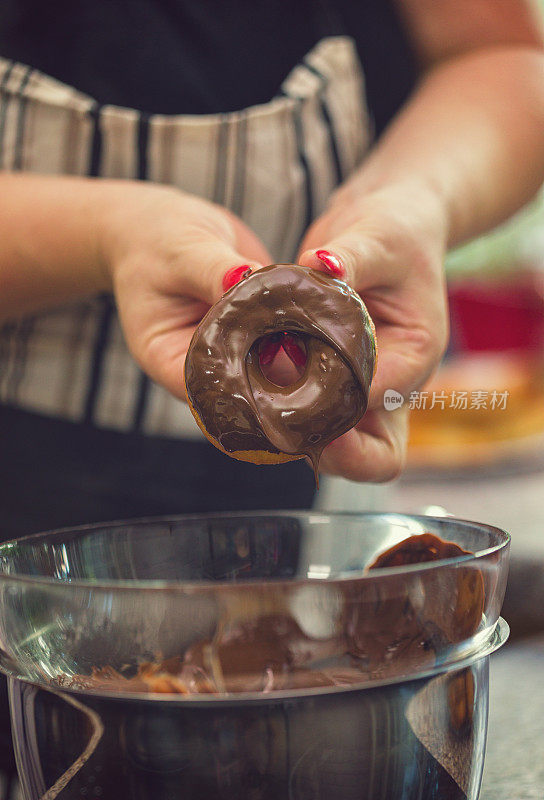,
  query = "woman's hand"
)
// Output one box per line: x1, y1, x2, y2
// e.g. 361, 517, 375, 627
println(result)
296, 18, 544, 484
0, 174, 271, 401
98, 183, 271, 400
298, 181, 450, 482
